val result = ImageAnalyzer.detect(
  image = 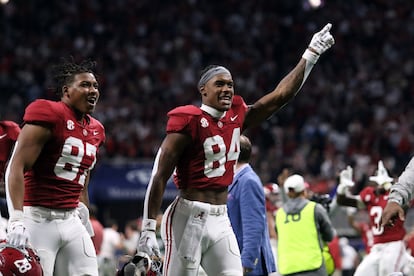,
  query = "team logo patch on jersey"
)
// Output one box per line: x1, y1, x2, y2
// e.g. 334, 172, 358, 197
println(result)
83, 129, 88, 136
66, 120, 75, 130
218, 121, 223, 128
200, 117, 209, 128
